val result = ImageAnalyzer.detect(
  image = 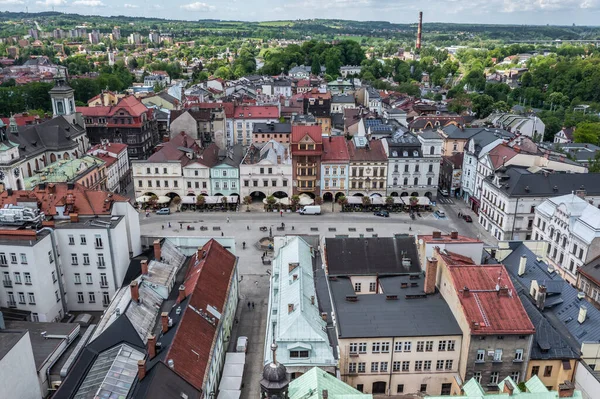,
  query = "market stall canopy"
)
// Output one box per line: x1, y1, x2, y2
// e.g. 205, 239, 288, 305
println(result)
157, 195, 171, 204
279, 197, 291, 206
298, 194, 314, 205
135, 195, 151, 203
400, 196, 431, 206
182, 196, 196, 204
